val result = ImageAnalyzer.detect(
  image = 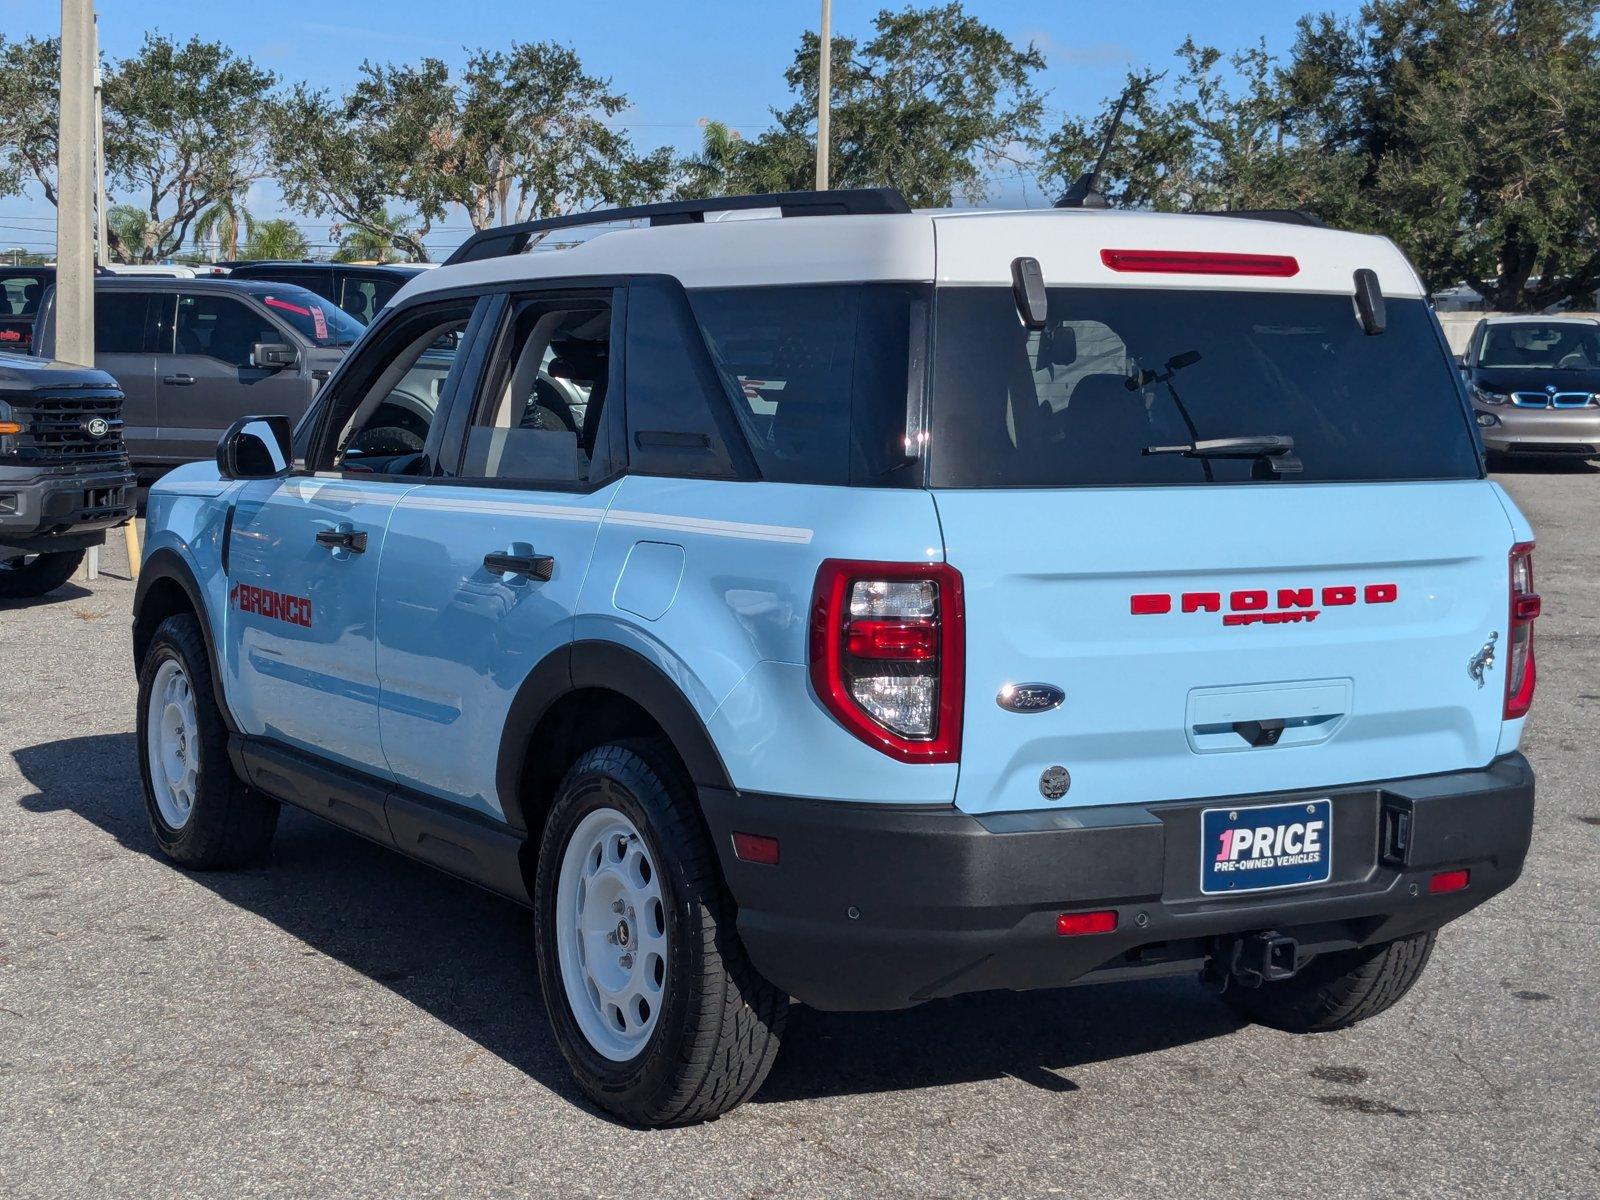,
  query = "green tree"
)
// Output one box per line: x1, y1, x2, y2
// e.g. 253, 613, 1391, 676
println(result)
107, 203, 149, 256
676, 120, 747, 199
0, 34, 278, 262
194, 192, 253, 261
270, 40, 672, 259
105, 35, 279, 262
695, 4, 1045, 206
332, 209, 418, 262
1042, 1, 1600, 311
1282, 0, 1600, 310
1037, 41, 1324, 213
242, 218, 309, 261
